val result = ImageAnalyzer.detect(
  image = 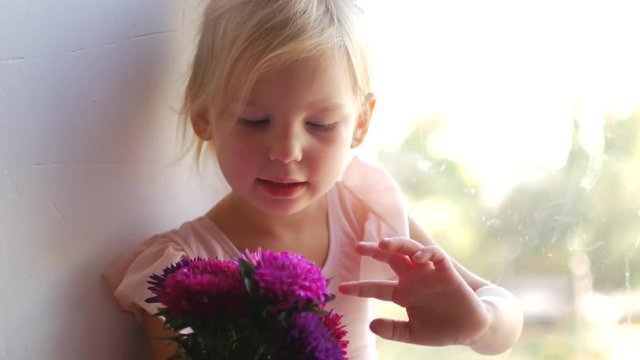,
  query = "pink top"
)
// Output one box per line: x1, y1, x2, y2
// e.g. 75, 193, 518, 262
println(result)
104, 156, 409, 360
